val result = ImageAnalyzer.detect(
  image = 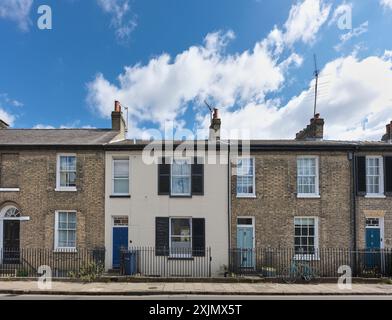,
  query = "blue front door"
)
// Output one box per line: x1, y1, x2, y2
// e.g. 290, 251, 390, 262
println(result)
112, 227, 128, 268
365, 228, 381, 269
237, 226, 254, 268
